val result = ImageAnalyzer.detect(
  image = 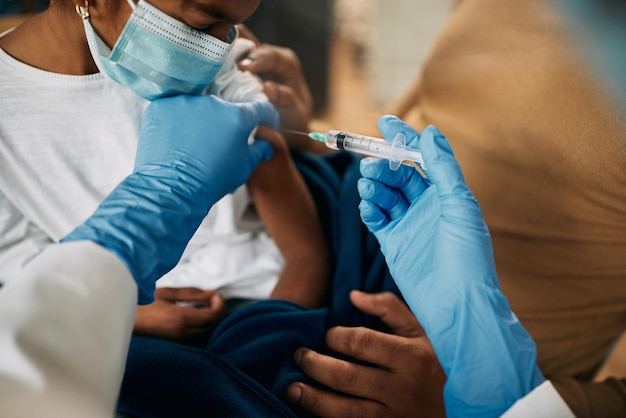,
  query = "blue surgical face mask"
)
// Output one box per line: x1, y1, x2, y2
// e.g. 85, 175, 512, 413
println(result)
80, 0, 237, 101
